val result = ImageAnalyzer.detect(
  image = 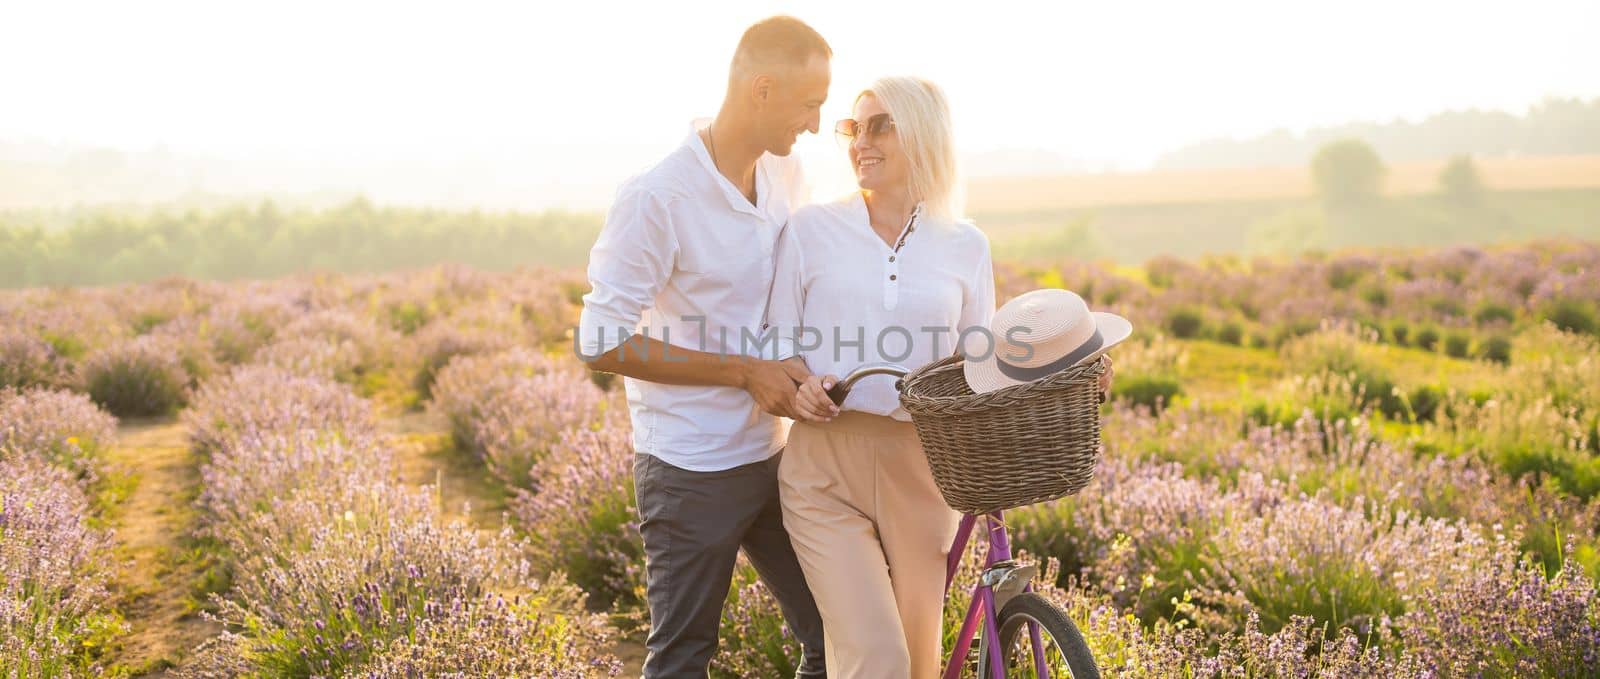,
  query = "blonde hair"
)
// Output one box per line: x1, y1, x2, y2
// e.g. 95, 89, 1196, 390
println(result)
859, 76, 963, 220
